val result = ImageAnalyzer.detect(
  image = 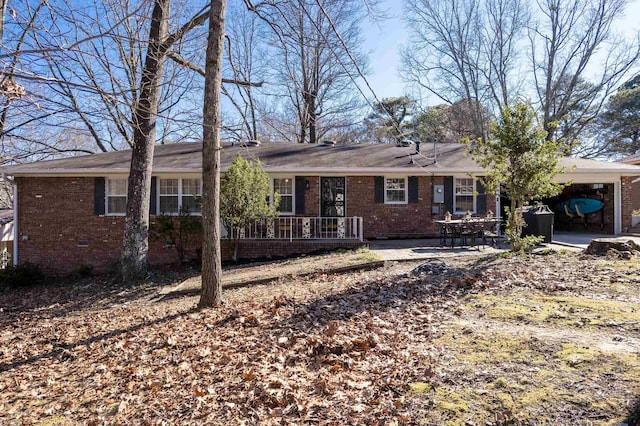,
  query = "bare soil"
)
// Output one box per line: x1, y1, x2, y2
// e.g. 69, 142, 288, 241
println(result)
1, 250, 639, 425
